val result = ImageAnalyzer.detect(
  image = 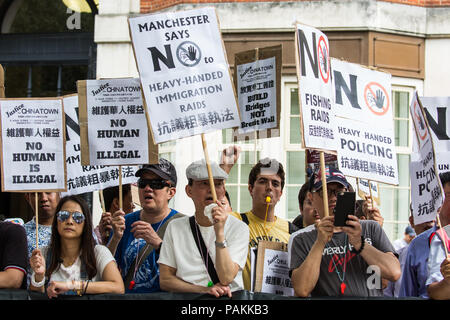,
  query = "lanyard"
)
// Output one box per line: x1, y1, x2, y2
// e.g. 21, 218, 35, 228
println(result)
327, 234, 349, 295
